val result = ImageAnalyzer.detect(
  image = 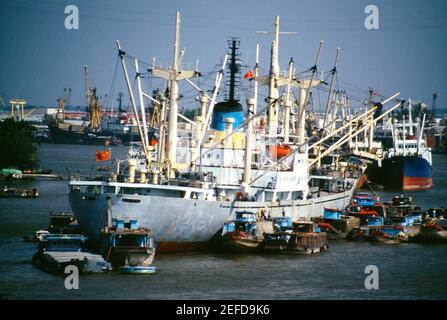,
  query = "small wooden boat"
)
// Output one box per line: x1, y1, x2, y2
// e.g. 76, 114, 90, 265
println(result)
312, 208, 360, 240
101, 218, 156, 269
120, 265, 156, 274
348, 225, 410, 243
23, 168, 52, 175
262, 222, 328, 254
383, 194, 424, 228
0, 168, 22, 179
0, 186, 39, 198
386, 214, 422, 227
384, 194, 422, 218
424, 208, 447, 220
410, 222, 447, 244
219, 211, 273, 252
346, 204, 384, 226
367, 226, 408, 245
346, 227, 369, 241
